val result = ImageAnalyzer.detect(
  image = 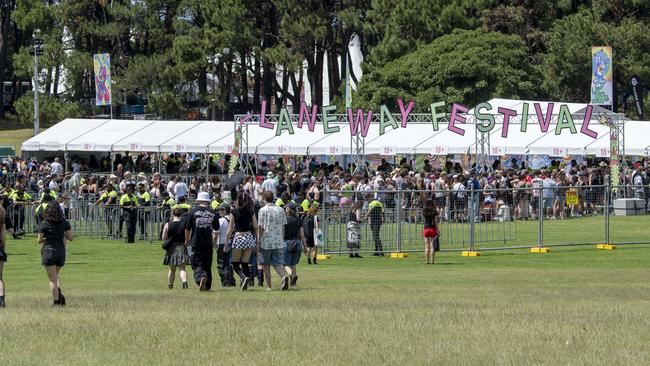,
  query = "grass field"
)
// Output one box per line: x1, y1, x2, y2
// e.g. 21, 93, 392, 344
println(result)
0, 128, 34, 154
1, 234, 649, 365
